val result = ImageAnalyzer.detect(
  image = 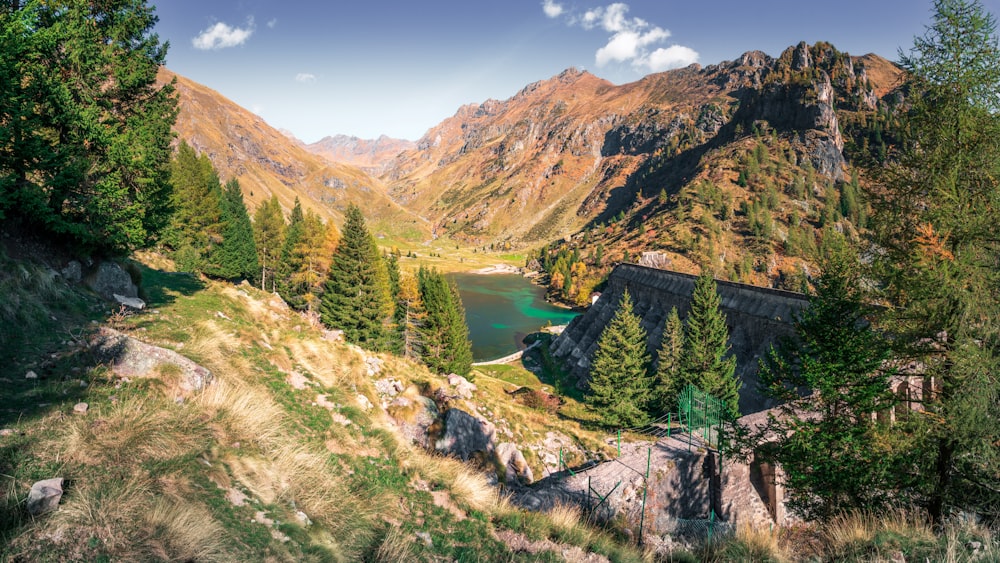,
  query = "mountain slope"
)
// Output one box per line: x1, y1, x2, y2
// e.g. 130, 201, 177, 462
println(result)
305, 134, 416, 172
160, 69, 429, 238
